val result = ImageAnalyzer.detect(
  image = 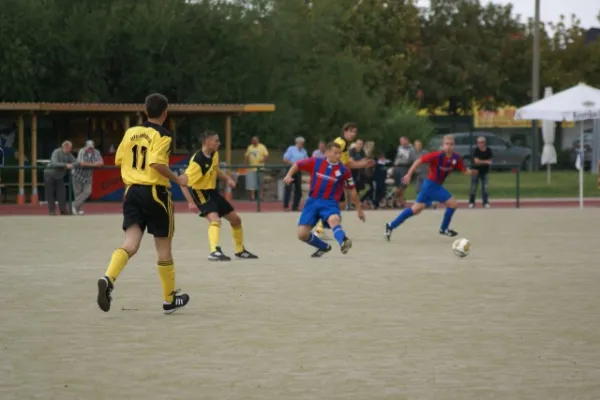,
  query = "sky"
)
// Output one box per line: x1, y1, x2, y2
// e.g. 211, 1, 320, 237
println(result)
418, 0, 600, 29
